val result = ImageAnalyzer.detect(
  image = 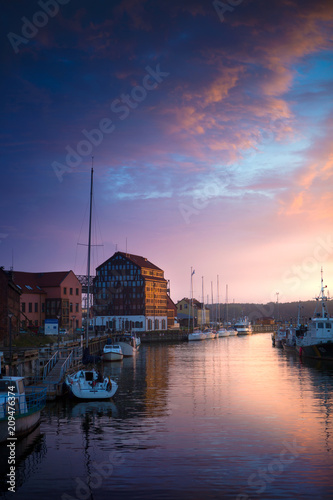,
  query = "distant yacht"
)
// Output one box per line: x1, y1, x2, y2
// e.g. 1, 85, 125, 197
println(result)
234, 317, 252, 335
